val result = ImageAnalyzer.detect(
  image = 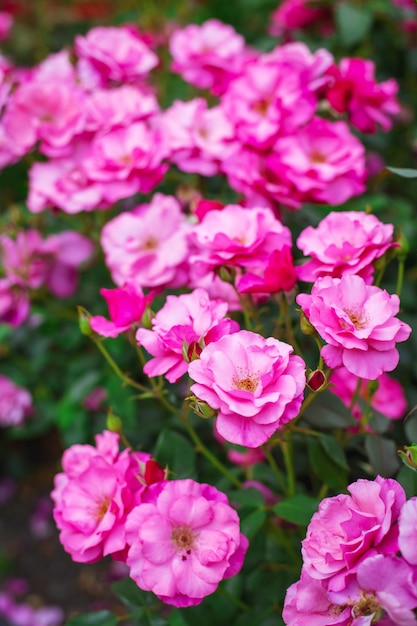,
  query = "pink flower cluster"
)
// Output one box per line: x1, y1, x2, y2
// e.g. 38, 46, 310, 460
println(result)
0, 229, 93, 326
297, 274, 411, 380
0, 375, 32, 427
283, 476, 417, 626
51, 430, 247, 607
188, 330, 306, 448
0, 580, 63, 626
